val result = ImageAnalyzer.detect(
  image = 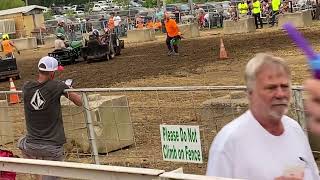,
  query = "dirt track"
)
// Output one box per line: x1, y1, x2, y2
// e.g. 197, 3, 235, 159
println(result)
1, 25, 319, 90
3, 25, 320, 176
